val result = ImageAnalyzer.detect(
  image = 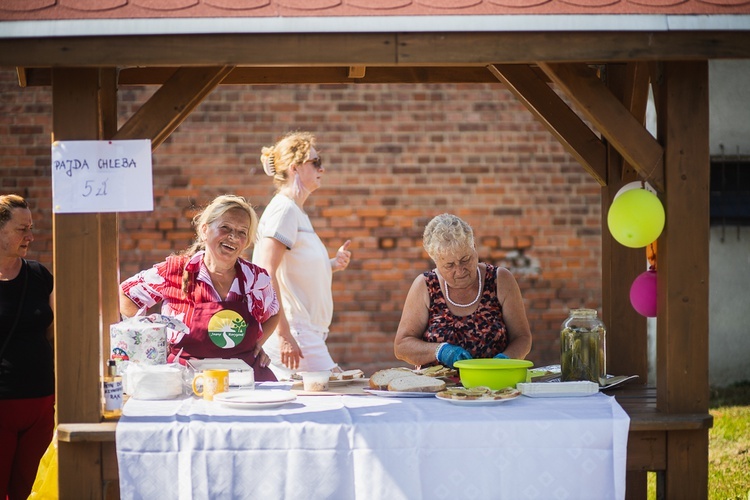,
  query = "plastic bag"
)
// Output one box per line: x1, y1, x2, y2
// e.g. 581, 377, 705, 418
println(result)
28, 429, 58, 499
